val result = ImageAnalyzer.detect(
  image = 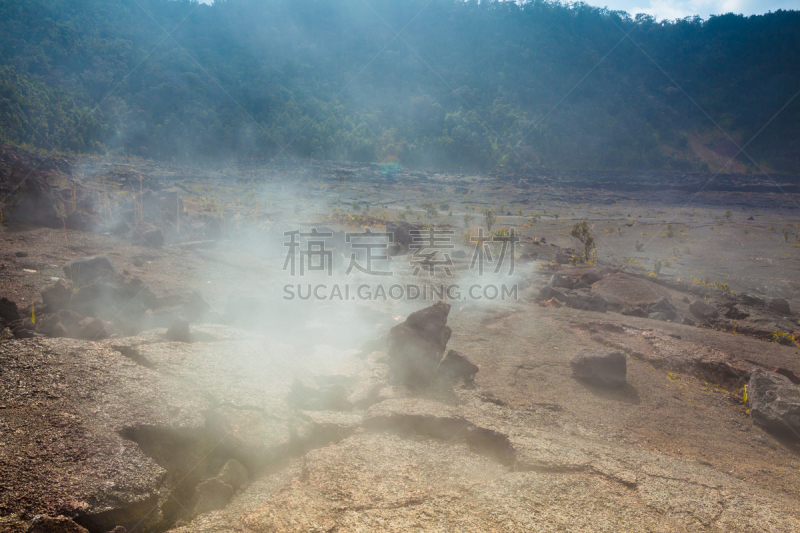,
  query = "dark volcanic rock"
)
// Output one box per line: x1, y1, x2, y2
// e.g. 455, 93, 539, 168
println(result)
78, 317, 113, 340
63, 255, 115, 286
539, 285, 567, 303
387, 302, 452, 387
621, 307, 648, 318
549, 273, 575, 290
0, 297, 20, 324
767, 298, 791, 315
64, 211, 94, 231
165, 317, 192, 343
689, 299, 719, 320
565, 291, 607, 313
386, 220, 421, 247
142, 227, 164, 249
437, 349, 479, 382
570, 348, 627, 388
70, 277, 155, 324
646, 297, 677, 319
748, 369, 800, 440
41, 279, 73, 312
